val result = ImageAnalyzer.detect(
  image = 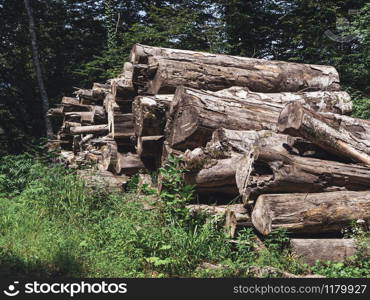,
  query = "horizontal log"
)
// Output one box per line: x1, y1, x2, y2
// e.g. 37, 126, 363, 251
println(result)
278, 102, 370, 166
70, 124, 109, 135
290, 239, 357, 266
75, 88, 104, 104
252, 191, 370, 235
168, 87, 281, 150
184, 155, 242, 195
214, 87, 352, 115
186, 204, 252, 238
130, 44, 340, 93
236, 148, 370, 200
